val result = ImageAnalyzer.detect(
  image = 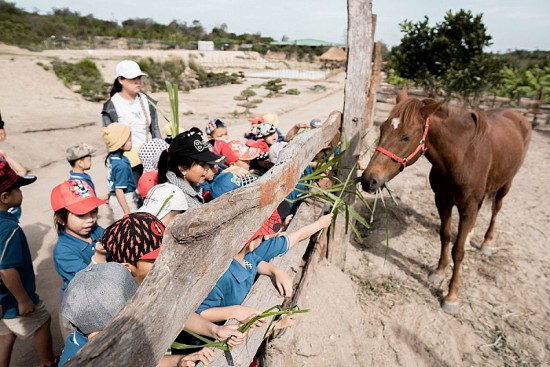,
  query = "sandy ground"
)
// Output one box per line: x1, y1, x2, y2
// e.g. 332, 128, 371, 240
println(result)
1, 45, 548, 366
